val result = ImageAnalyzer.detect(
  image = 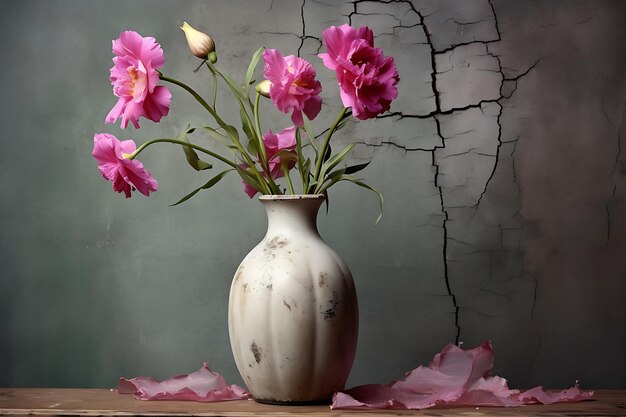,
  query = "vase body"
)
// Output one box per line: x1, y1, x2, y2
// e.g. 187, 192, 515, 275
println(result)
228, 195, 358, 404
